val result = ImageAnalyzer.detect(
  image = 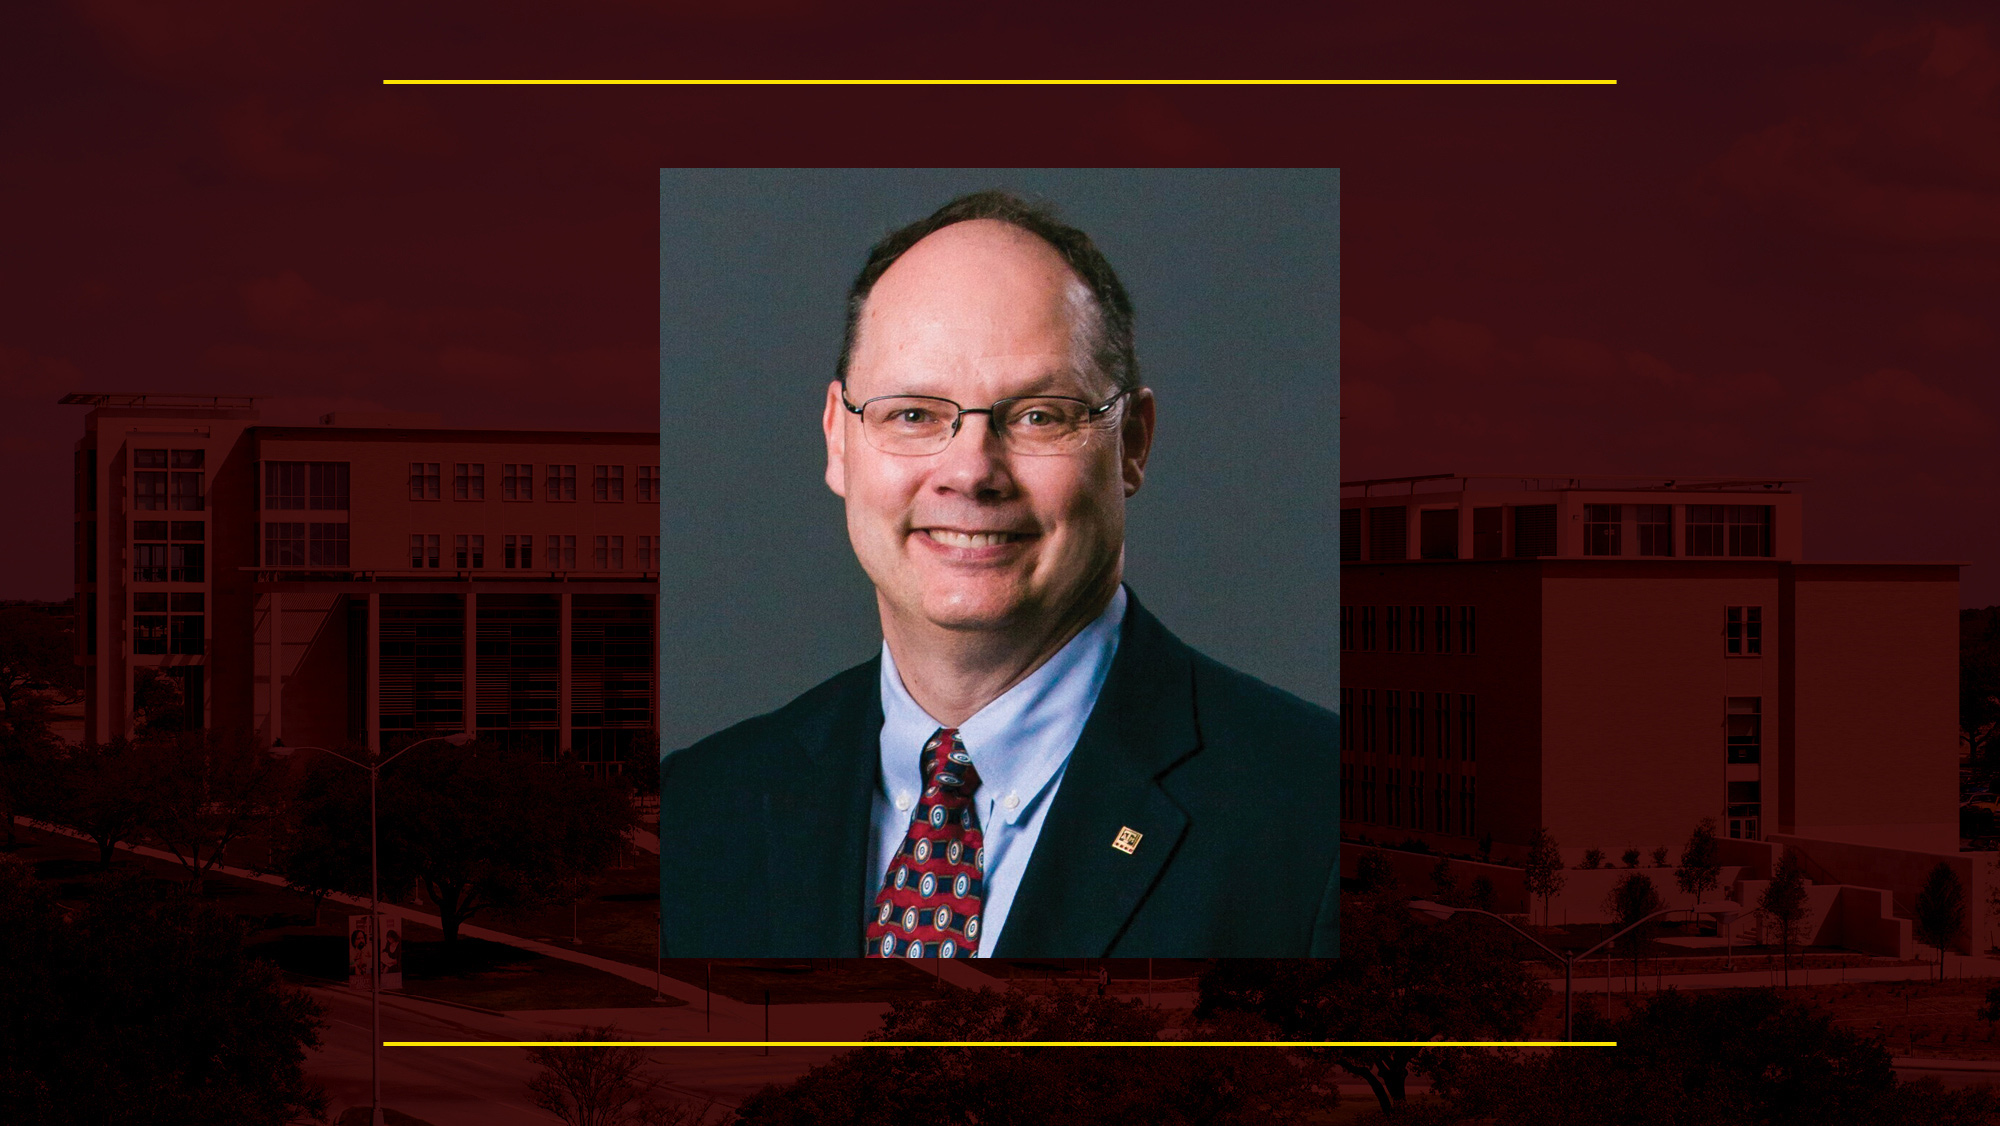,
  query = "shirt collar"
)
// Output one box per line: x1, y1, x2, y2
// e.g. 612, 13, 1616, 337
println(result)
879, 585, 1127, 826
